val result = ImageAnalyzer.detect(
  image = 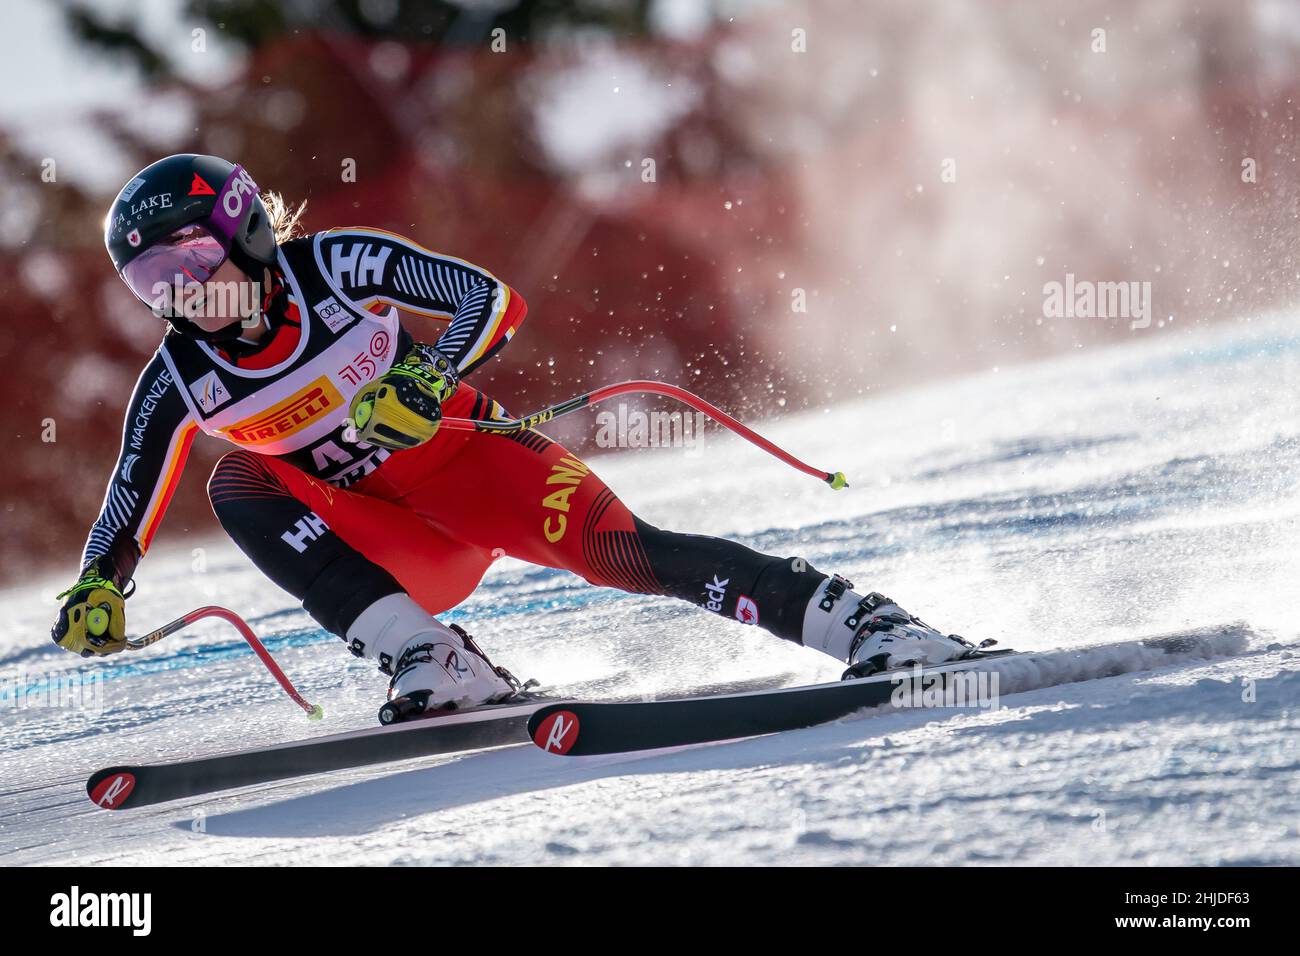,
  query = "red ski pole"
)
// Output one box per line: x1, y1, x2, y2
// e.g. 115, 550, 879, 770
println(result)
440, 380, 849, 489
126, 606, 322, 720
